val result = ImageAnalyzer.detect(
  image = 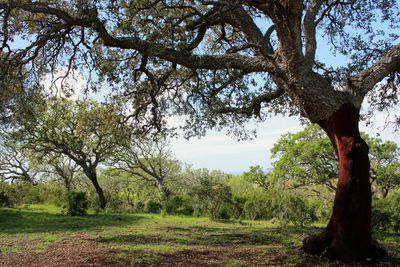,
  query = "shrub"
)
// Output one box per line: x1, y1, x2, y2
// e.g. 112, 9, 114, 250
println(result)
230, 196, 246, 219
372, 190, 400, 232
190, 179, 232, 219
273, 193, 316, 226
214, 203, 231, 221
0, 191, 10, 207
165, 196, 194, 215
66, 191, 89, 216
145, 199, 162, 213
243, 192, 273, 220
0, 182, 33, 207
